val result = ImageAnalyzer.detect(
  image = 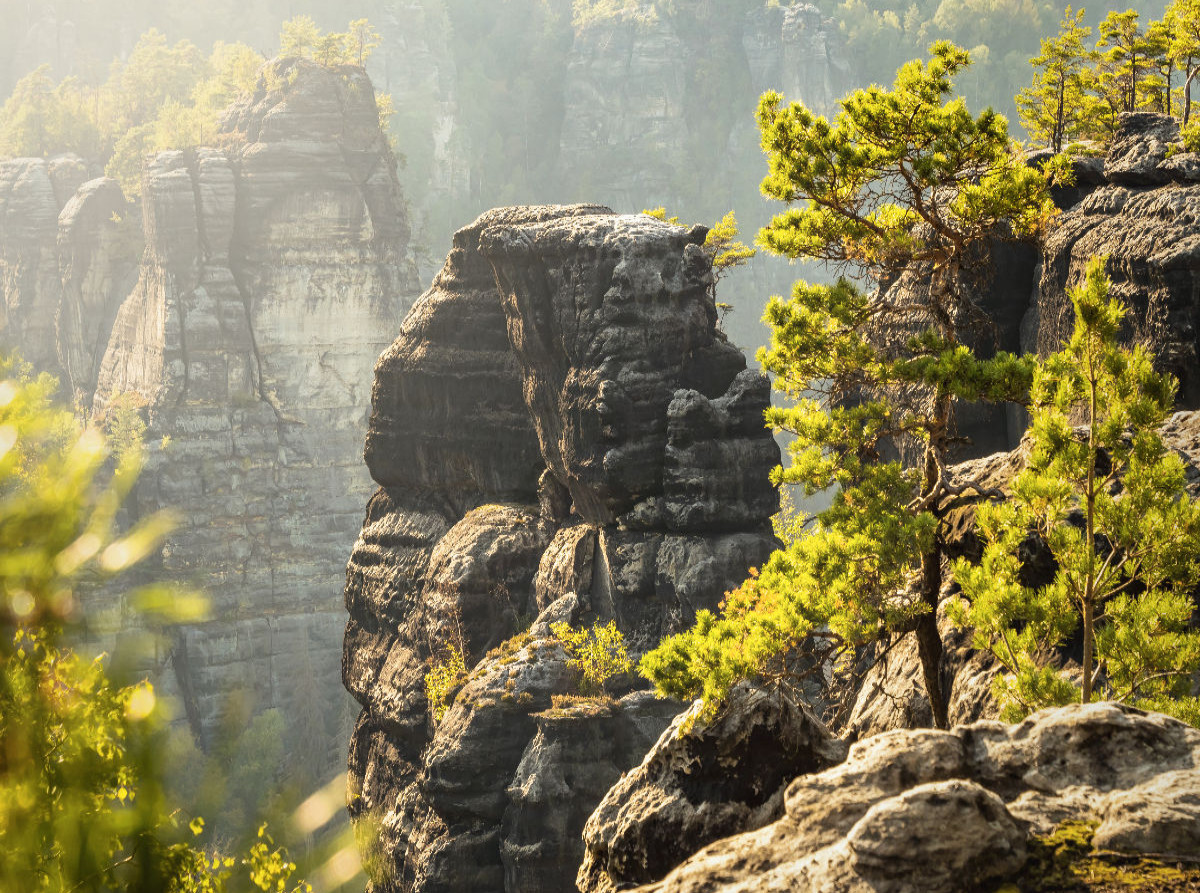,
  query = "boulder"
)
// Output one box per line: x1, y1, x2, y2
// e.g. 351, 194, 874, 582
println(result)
636, 703, 1200, 892
578, 684, 846, 893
